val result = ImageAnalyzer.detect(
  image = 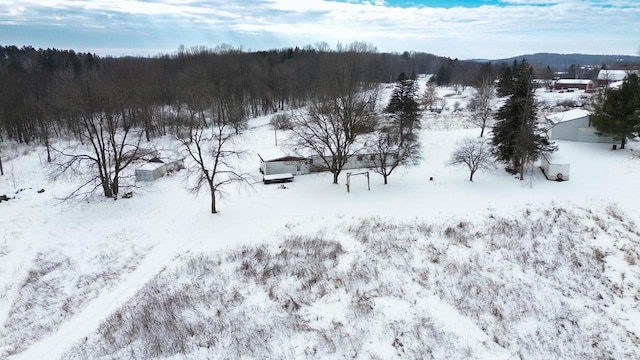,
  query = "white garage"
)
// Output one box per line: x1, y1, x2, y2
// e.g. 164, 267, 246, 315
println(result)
546, 109, 613, 143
